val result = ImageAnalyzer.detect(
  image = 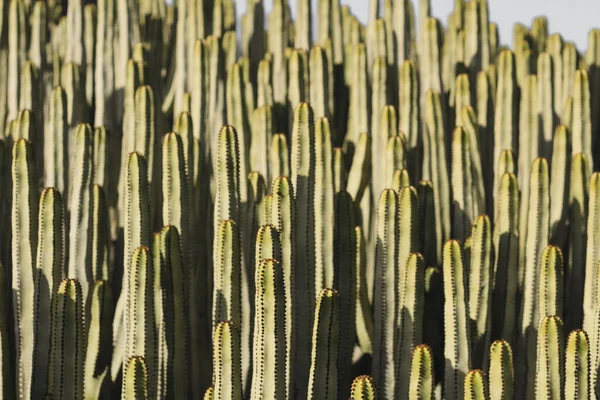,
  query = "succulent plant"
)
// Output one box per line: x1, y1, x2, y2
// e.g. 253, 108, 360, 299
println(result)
0, 1, 598, 399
